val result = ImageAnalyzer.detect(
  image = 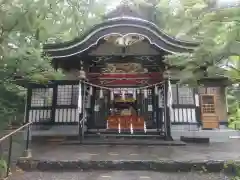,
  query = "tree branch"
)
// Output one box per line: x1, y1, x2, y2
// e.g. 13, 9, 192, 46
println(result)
225, 64, 240, 73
